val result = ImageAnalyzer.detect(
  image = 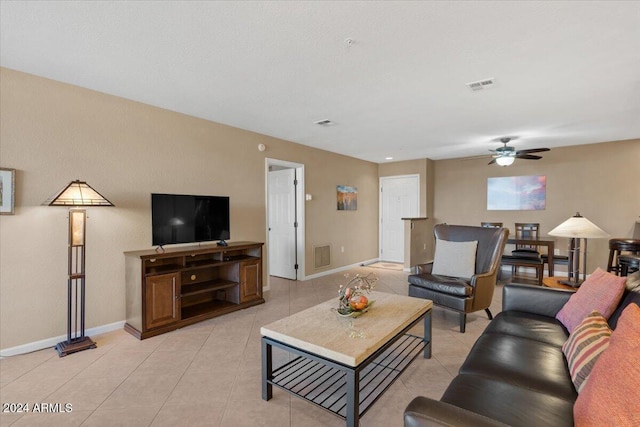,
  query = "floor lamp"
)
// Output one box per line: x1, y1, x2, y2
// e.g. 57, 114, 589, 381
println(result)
548, 212, 609, 287
44, 180, 114, 357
